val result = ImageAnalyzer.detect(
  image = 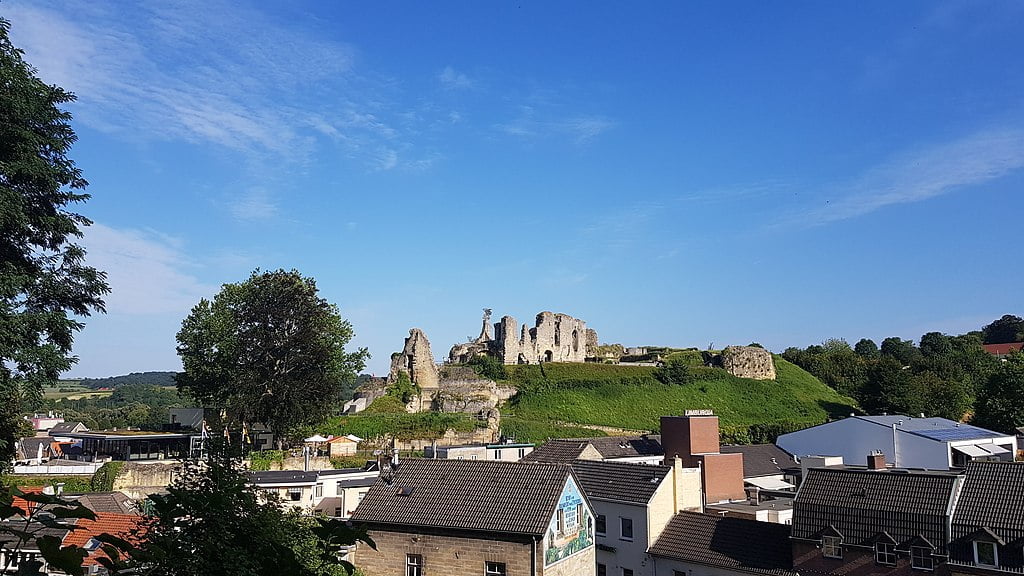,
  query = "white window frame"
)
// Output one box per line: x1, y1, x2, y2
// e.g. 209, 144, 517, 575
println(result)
596, 514, 606, 536
974, 541, 999, 567
485, 561, 506, 576
620, 517, 634, 541
875, 542, 897, 566
822, 536, 843, 559
406, 554, 423, 576
911, 546, 933, 571
314, 484, 323, 498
